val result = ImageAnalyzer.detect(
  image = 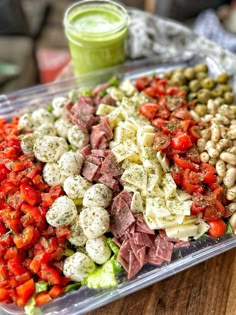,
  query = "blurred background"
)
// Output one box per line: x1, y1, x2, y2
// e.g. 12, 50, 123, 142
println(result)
0, 0, 235, 93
